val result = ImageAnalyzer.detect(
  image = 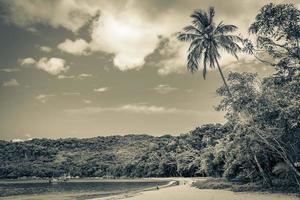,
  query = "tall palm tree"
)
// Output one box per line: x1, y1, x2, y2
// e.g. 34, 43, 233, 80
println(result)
178, 7, 242, 95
